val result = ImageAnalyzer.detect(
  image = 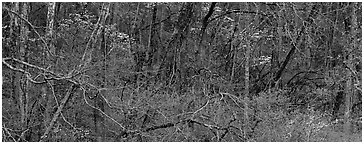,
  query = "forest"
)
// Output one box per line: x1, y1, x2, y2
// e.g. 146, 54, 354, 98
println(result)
1, 2, 362, 142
